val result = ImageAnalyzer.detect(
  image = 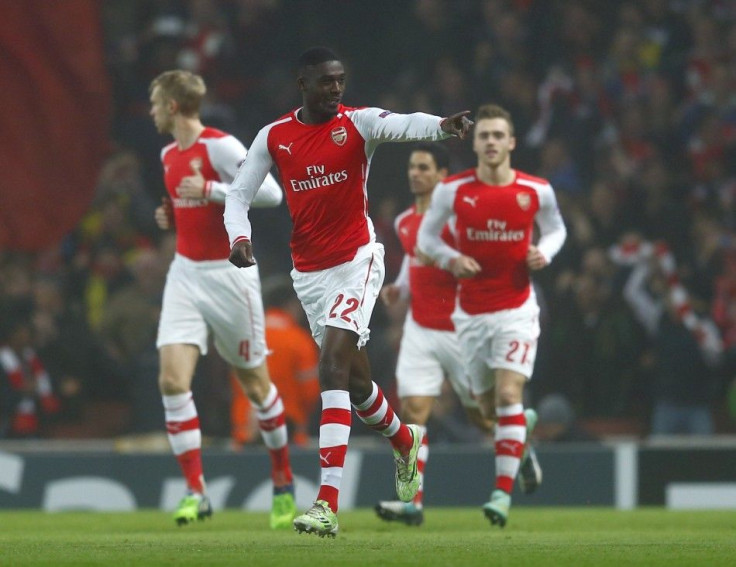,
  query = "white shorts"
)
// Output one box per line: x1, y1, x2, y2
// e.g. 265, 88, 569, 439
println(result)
395, 313, 477, 408
291, 242, 385, 348
452, 291, 540, 395
157, 254, 267, 369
